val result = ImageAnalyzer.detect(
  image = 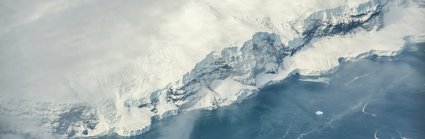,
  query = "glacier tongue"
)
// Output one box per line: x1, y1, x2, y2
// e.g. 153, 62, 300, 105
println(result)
2, 0, 424, 138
